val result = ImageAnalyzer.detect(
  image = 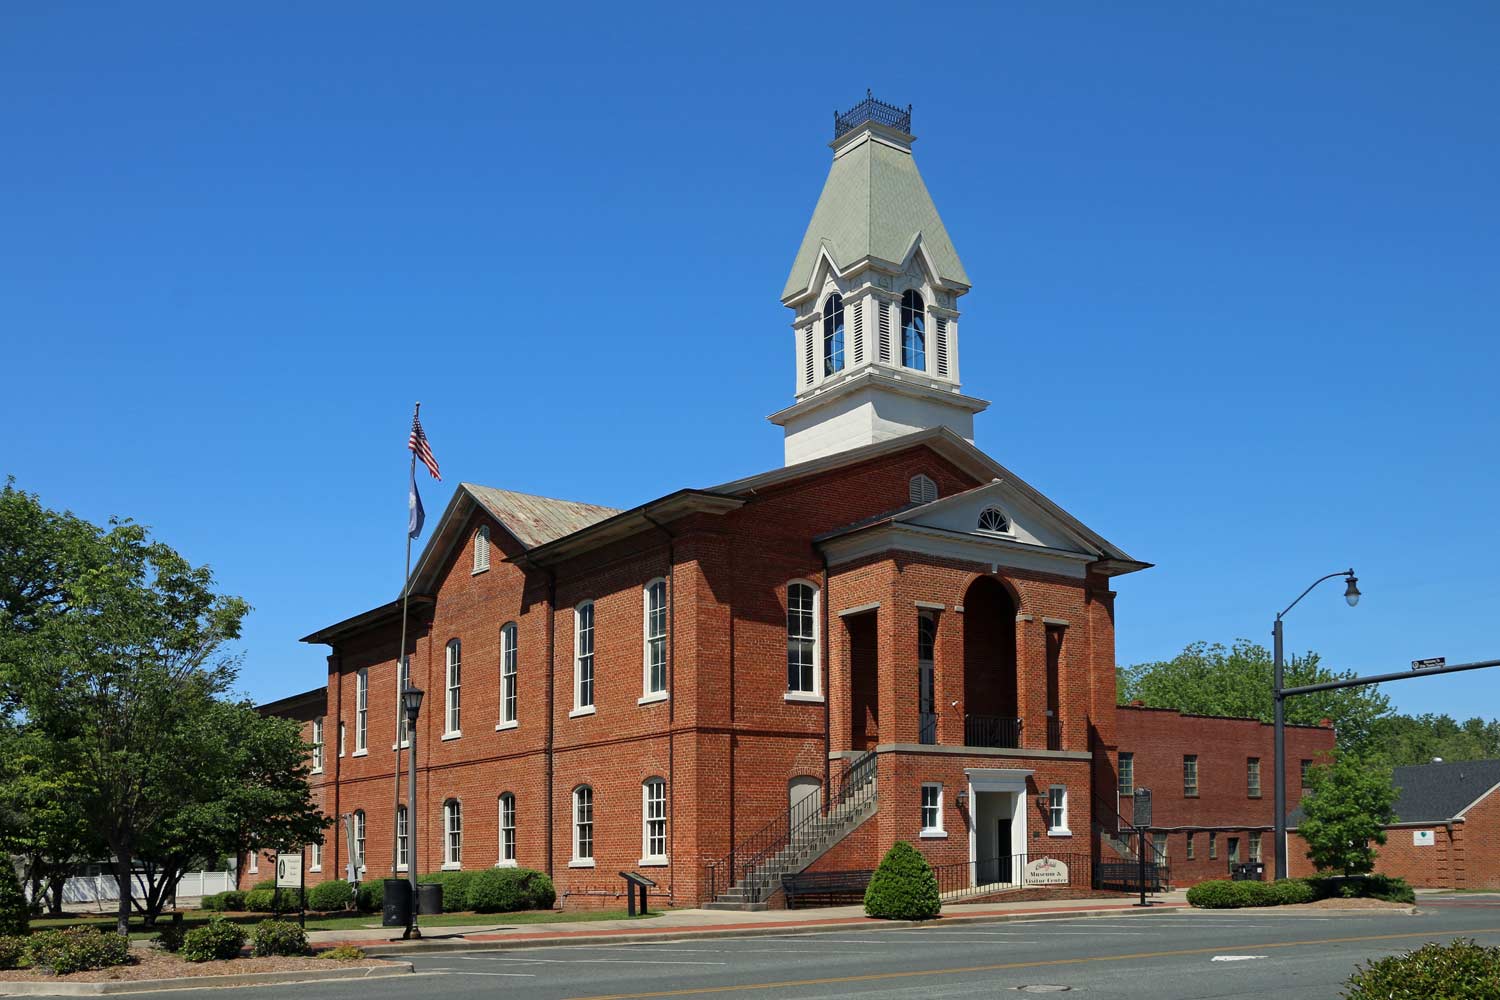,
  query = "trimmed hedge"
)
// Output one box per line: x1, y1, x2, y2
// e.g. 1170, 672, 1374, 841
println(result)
153, 923, 187, 953
201, 890, 247, 912
252, 920, 310, 957
1346, 938, 1500, 999
419, 871, 476, 913
1306, 874, 1416, 904
180, 917, 246, 963
468, 868, 557, 913
307, 879, 355, 912
0, 934, 28, 971
26, 927, 133, 975
1187, 878, 1319, 909
243, 887, 305, 914
863, 841, 941, 920
356, 880, 383, 913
